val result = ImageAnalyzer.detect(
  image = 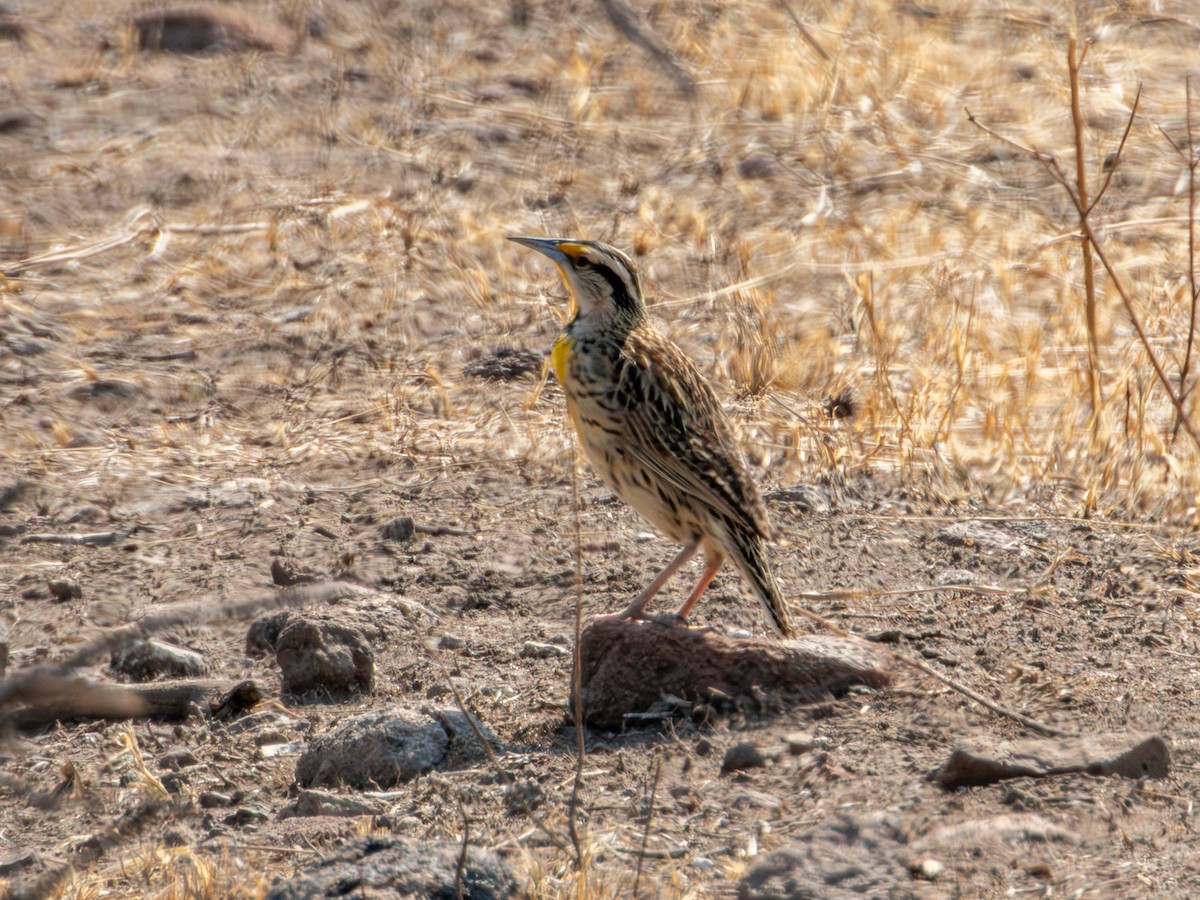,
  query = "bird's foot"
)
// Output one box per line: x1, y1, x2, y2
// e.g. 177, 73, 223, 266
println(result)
644, 612, 692, 628
591, 610, 650, 625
